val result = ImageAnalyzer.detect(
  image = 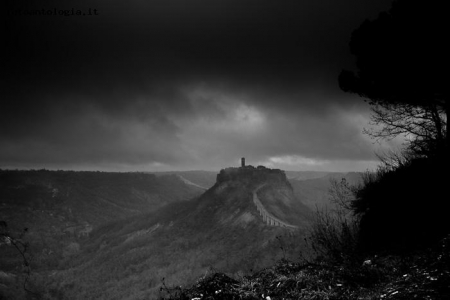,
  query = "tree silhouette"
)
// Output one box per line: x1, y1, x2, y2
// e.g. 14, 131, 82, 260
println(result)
0, 221, 39, 297
339, 0, 449, 157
